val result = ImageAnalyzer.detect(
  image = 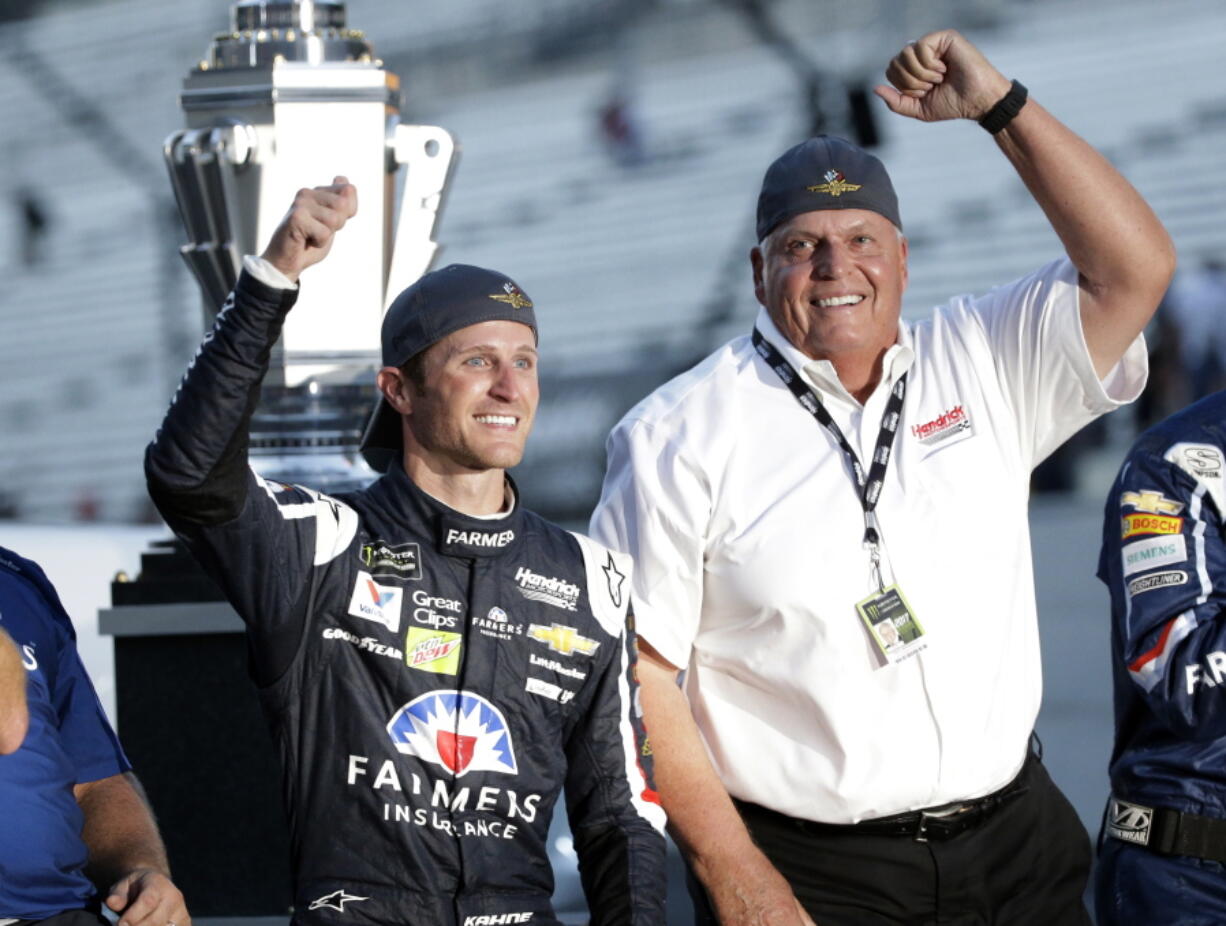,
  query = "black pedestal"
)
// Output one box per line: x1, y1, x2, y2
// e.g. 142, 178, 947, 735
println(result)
101, 543, 292, 917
